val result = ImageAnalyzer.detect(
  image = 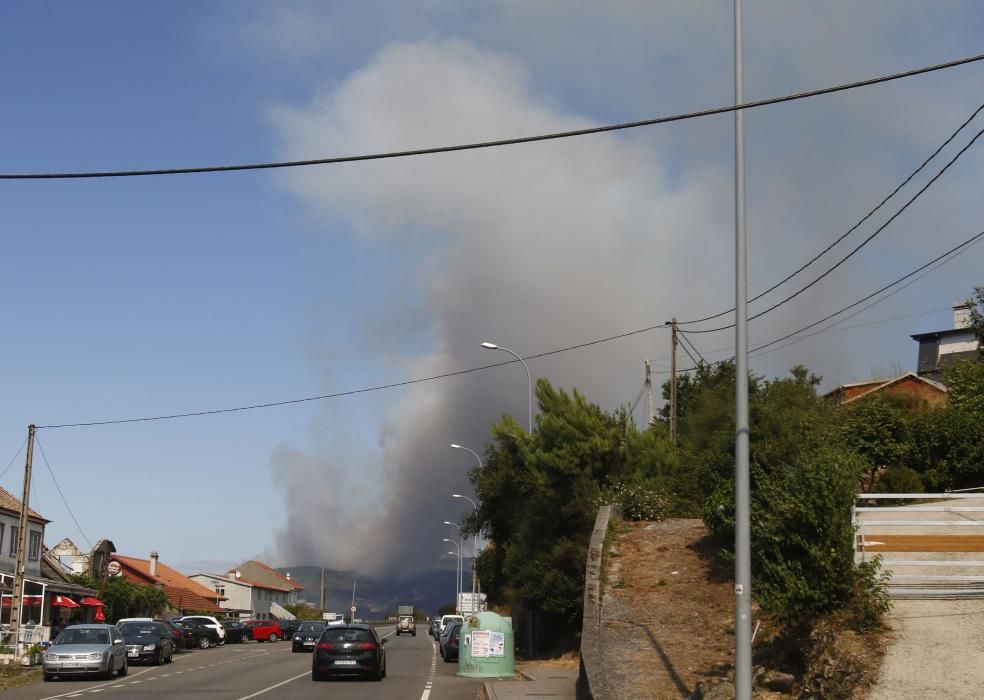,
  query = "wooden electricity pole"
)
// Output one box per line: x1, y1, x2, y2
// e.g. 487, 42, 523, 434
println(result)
670, 319, 678, 446
8, 425, 36, 655
644, 360, 655, 425
319, 568, 326, 612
